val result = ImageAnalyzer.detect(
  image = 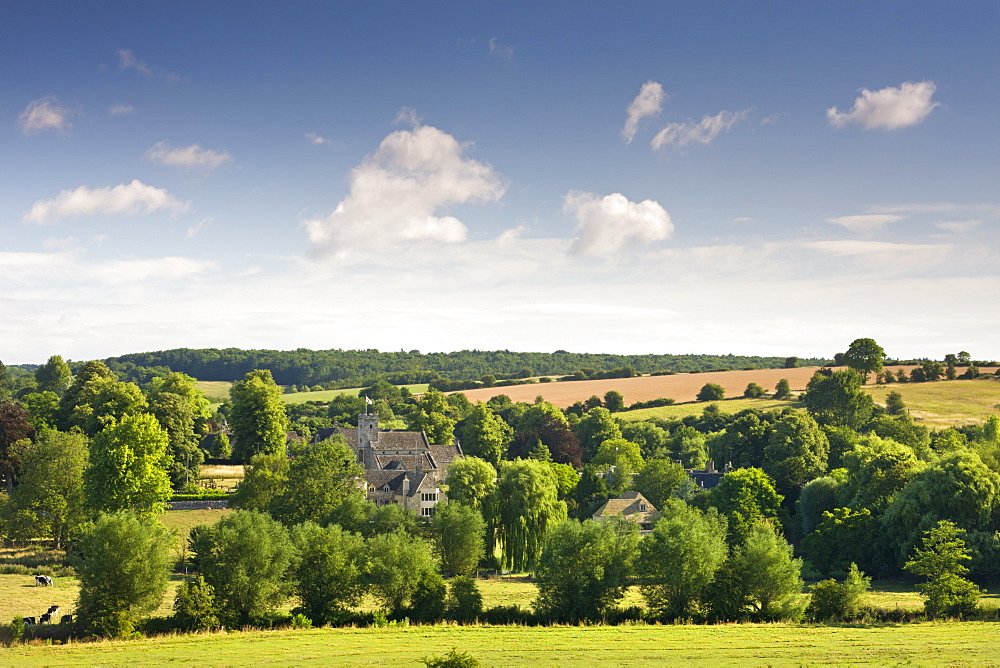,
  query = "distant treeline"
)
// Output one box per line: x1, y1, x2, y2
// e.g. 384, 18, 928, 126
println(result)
81, 348, 832, 388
